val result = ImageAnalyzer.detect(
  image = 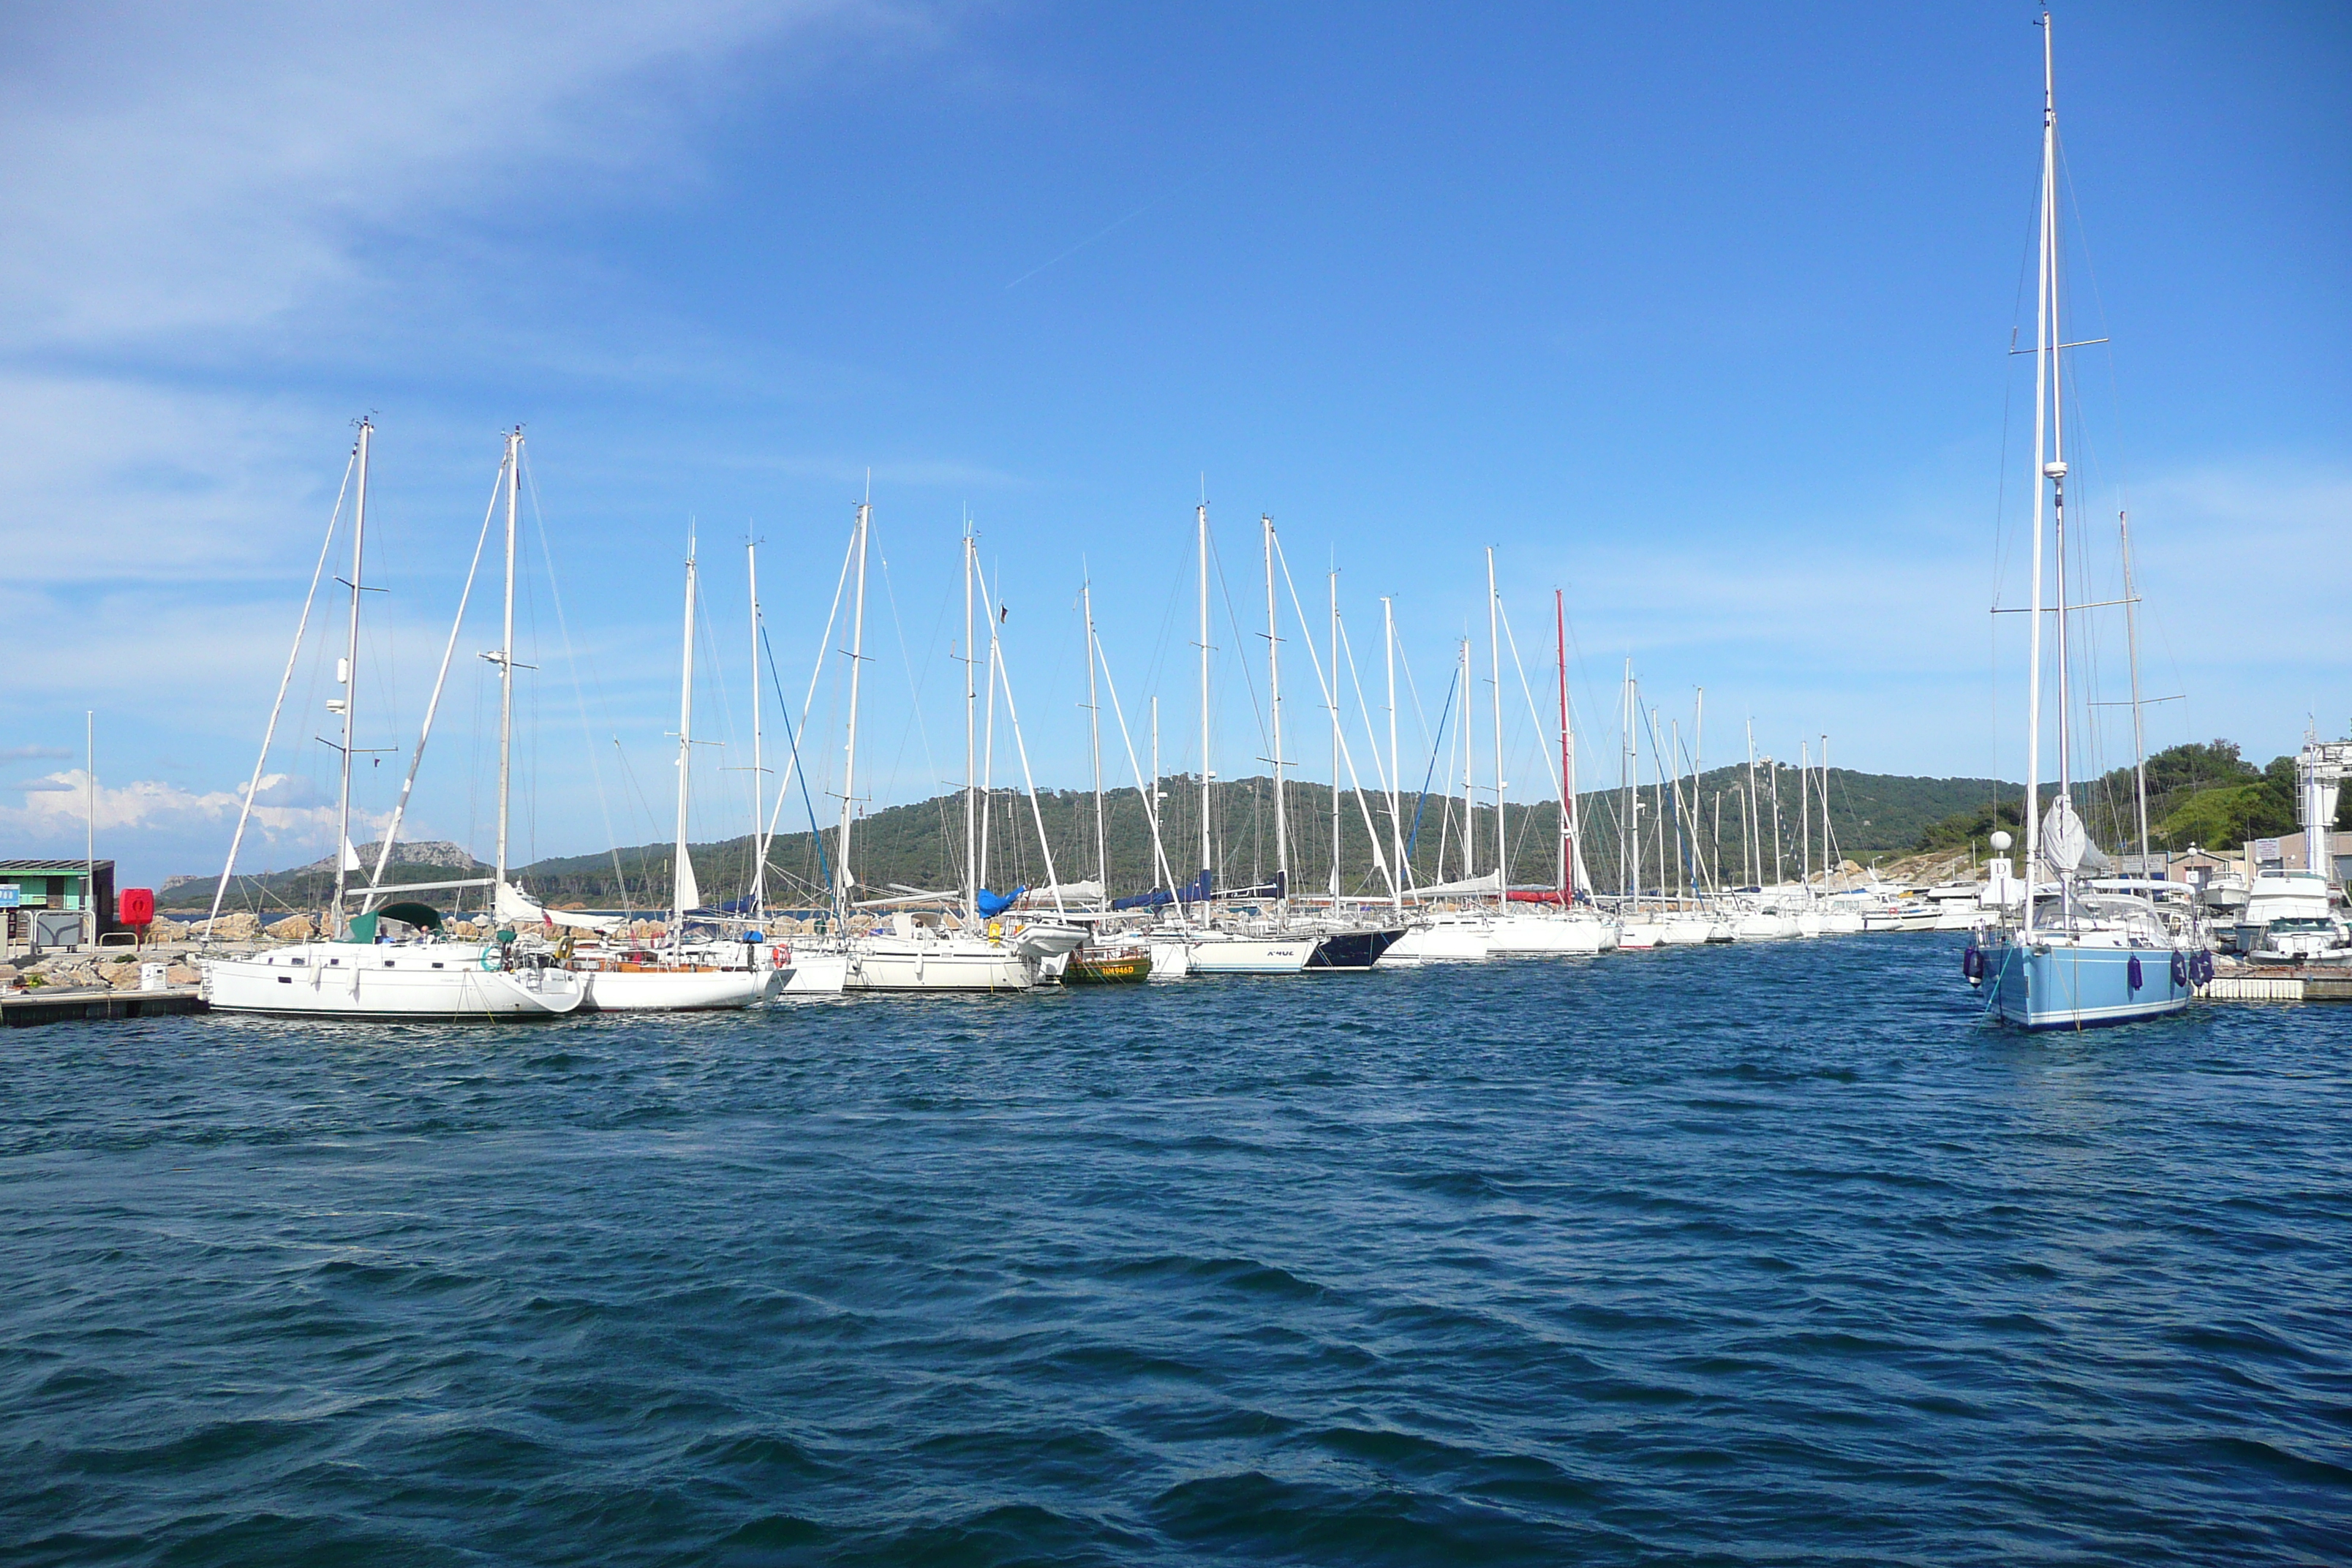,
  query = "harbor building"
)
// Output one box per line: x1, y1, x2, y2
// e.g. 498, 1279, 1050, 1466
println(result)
0, 859, 117, 949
